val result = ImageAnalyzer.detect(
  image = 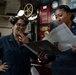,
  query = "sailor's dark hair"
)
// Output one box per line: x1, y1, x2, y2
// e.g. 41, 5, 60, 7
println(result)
55, 5, 75, 20
9, 16, 29, 25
